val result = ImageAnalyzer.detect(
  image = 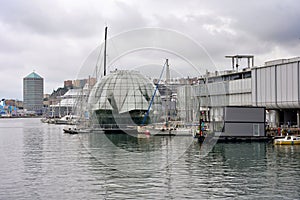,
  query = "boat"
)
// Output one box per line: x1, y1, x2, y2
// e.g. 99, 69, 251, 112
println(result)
274, 135, 300, 145
63, 127, 79, 134
55, 115, 79, 125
